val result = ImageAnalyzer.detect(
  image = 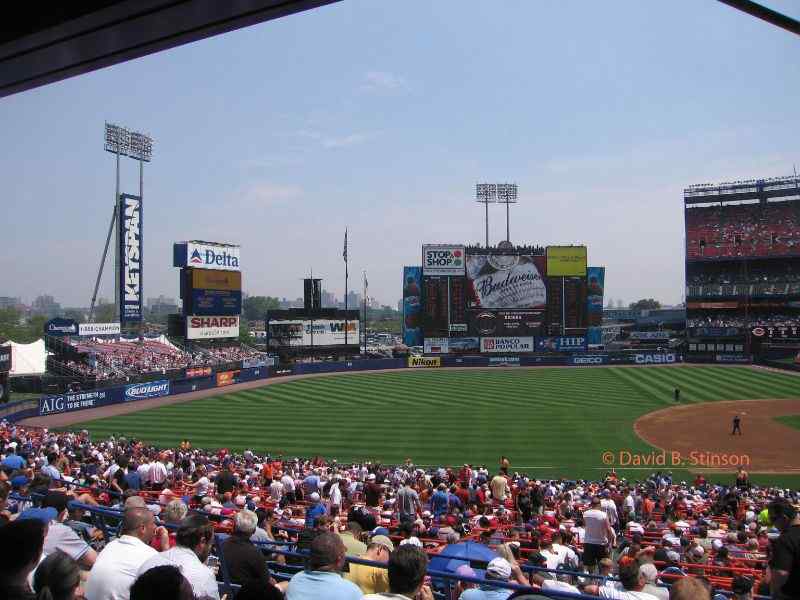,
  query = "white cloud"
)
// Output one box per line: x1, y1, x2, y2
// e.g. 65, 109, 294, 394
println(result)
361, 70, 408, 93
237, 182, 302, 206
294, 128, 376, 149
